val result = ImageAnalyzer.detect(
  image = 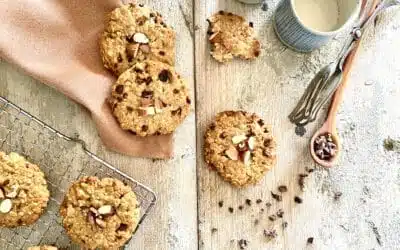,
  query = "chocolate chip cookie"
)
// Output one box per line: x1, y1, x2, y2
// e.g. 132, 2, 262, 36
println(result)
207, 11, 261, 63
27, 246, 58, 250
60, 176, 140, 250
109, 59, 191, 136
0, 152, 50, 227
204, 111, 276, 187
100, 3, 176, 75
